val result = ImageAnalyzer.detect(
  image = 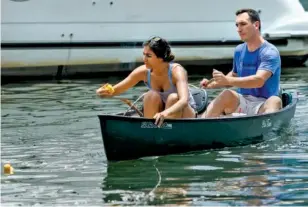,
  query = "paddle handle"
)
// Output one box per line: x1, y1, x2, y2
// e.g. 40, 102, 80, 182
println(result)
202, 78, 215, 87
